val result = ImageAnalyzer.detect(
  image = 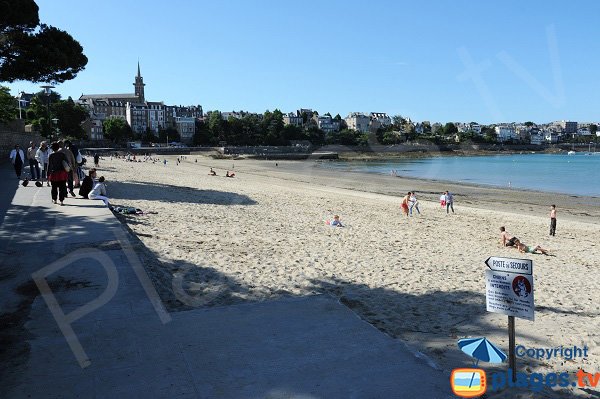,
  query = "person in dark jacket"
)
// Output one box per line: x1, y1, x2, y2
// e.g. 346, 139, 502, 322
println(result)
47, 142, 69, 205
79, 168, 97, 198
